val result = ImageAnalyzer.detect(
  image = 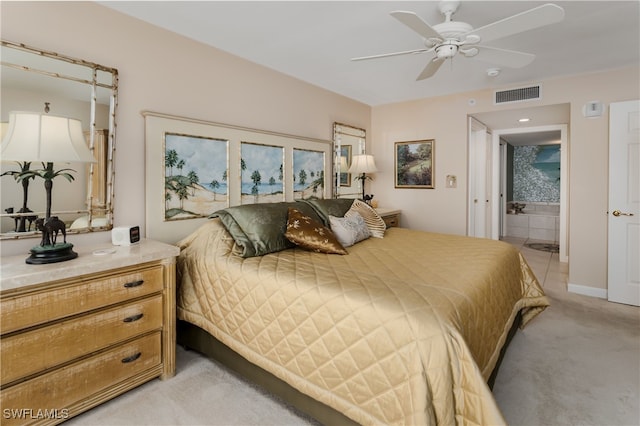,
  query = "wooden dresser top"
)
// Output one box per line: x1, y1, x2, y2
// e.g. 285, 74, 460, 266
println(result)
1, 239, 180, 293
